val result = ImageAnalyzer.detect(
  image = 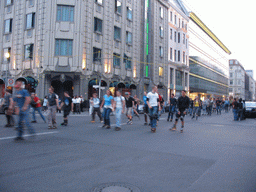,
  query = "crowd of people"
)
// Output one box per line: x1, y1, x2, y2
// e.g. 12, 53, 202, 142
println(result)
0, 80, 248, 141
